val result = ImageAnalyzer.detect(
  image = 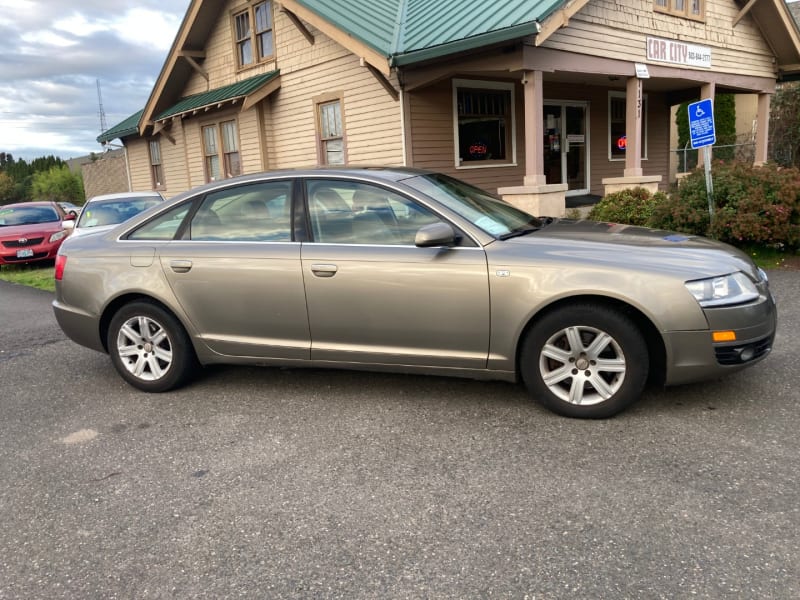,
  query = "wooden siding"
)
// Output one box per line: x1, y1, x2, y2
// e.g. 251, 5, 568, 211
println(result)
544, 0, 775, 79
126, 138, 153, 193
154, 0, 402, 194
158, 120, 192, 195
407, 81, 526, 195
